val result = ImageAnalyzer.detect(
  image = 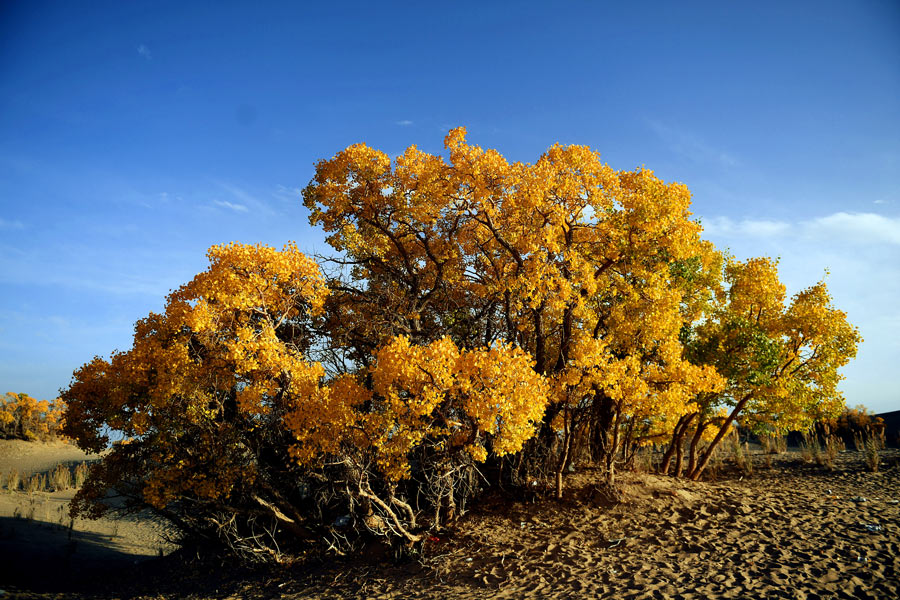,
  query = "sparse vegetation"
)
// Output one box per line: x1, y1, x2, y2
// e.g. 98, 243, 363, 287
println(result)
800, 432, 821, 464
759, 433, 787, 455
74, 461, 89, 488
4, 468, 21, 492
49, 463, 73, 491
726, 430, 753, 477
23, 472, 46, 494
855, 427, 886, 472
